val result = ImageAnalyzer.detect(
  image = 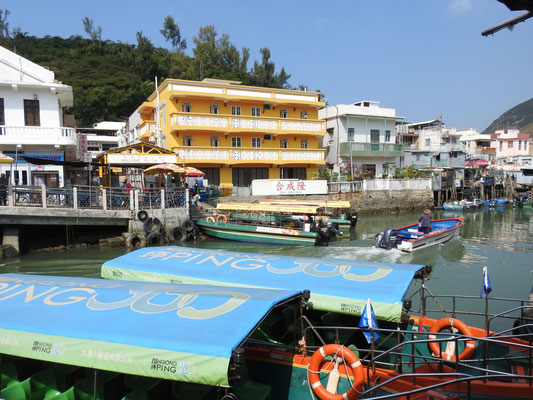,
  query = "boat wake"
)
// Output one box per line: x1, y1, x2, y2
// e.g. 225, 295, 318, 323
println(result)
320, 245, 405, 263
